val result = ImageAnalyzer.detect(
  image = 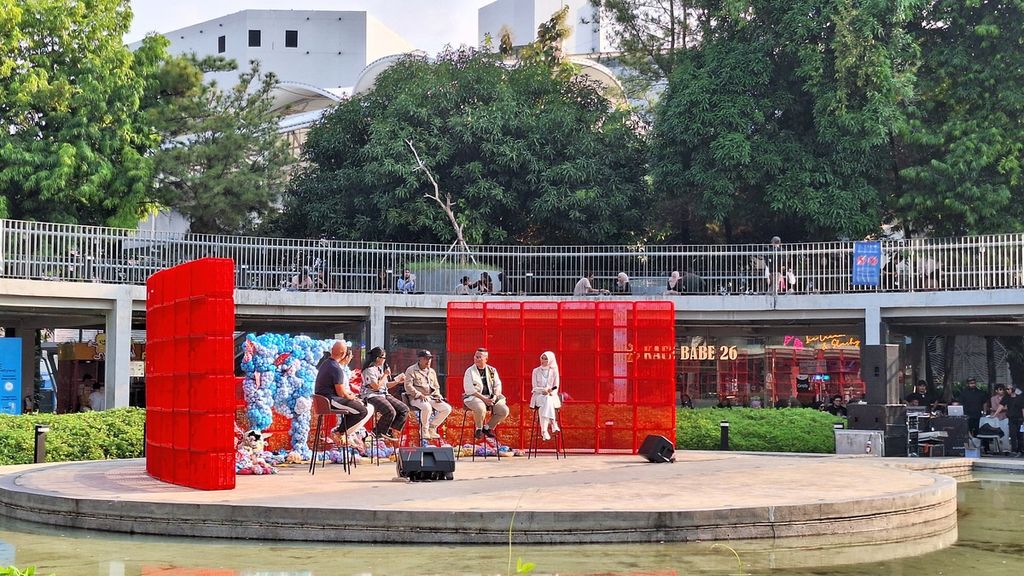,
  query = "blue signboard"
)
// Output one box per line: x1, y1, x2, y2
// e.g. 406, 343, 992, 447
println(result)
852, 241, 882, 287
0, 338, 22, 415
